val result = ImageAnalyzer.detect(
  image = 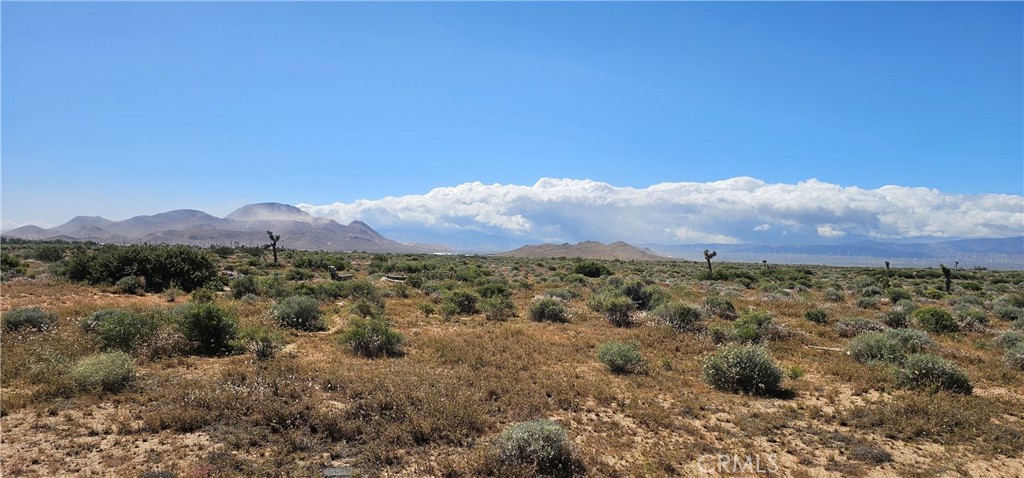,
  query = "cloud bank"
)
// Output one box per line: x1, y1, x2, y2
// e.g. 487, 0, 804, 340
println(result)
298, 177, 1024, 247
